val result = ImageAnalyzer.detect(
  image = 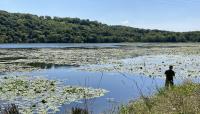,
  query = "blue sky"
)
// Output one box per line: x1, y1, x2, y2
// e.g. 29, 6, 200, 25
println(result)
0, 0, 200, 32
